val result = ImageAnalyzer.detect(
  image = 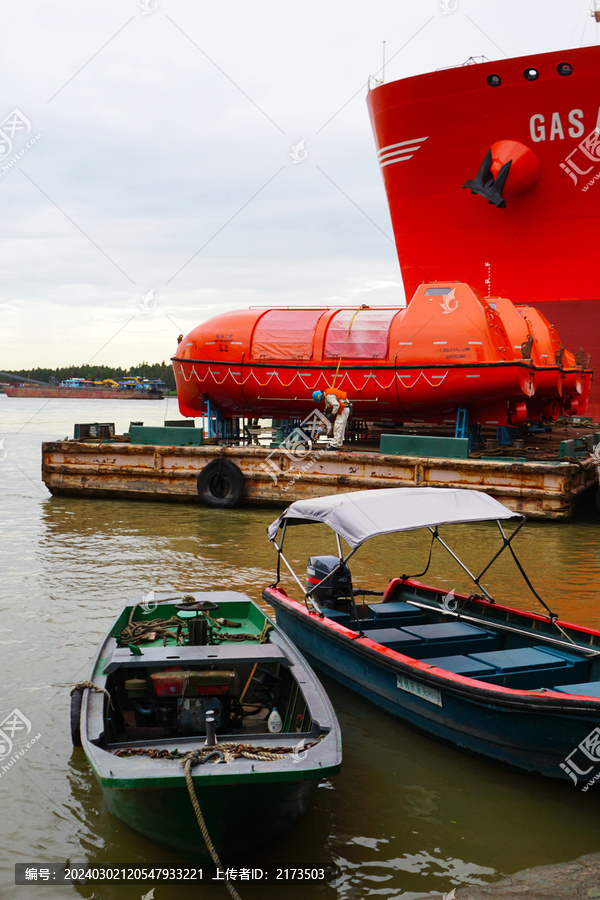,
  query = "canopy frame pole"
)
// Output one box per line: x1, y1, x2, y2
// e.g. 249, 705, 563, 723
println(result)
270, 524, 361, 614
270, 521, 314, 605
474, 516, 526, 582
496, 520, 560, 623
272, 546, 314, 607
427, 527, 496, 602
273, 520, 287, 585
402, 596, 600, 656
